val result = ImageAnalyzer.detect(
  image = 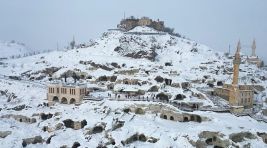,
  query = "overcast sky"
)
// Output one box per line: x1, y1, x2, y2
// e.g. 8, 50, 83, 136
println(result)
0, 0, 266, 62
